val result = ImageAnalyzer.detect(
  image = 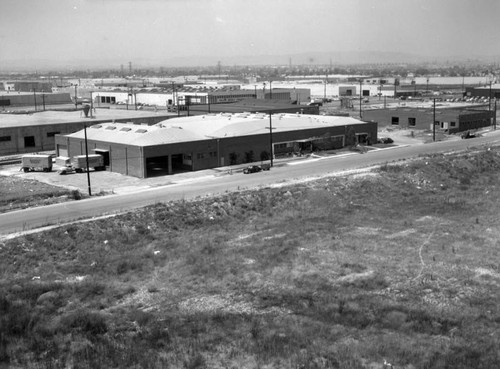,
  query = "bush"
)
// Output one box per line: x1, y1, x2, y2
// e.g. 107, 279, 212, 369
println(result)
59, 309, 108, 335
70, 189, 82, 200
